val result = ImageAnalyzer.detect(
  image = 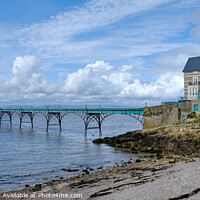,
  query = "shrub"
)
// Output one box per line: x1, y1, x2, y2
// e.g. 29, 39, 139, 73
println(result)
193, 118, 200, 123
187, 112, 196, 118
